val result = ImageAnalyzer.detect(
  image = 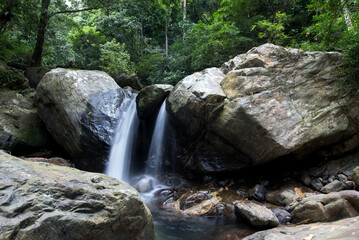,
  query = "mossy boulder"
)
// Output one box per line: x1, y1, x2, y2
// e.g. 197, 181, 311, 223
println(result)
0, 61, 29, 90
0, 88, 52, 151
